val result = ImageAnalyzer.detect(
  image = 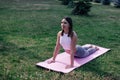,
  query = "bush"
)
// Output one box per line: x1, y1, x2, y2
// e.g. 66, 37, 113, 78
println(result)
114, 0, 120, 8
93, 0, 101, 3
72, 0, 92, 15
68, 0, 75, 8
61, 0, 71, 5
101, 0, 111, 5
